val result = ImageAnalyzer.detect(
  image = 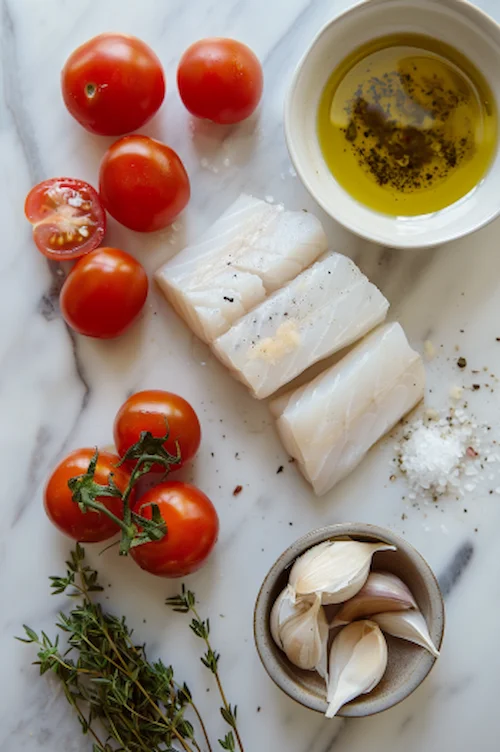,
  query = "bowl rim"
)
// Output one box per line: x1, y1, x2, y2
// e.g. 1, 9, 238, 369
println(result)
284, 0, 500, 249
253, 523, 445, 717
